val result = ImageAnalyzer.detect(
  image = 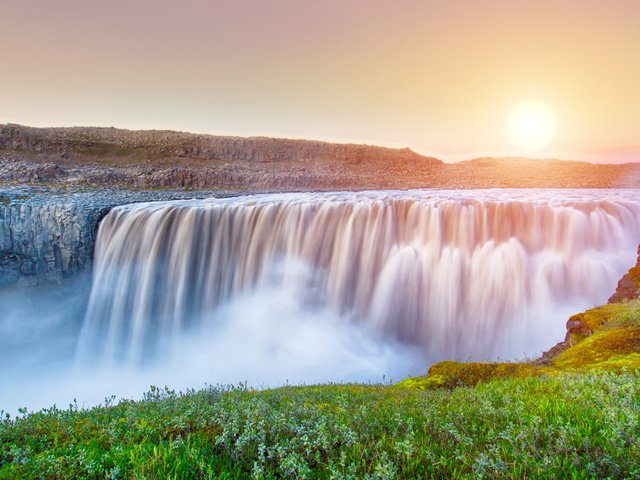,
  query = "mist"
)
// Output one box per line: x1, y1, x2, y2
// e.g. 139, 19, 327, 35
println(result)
0, 267, 427, 415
